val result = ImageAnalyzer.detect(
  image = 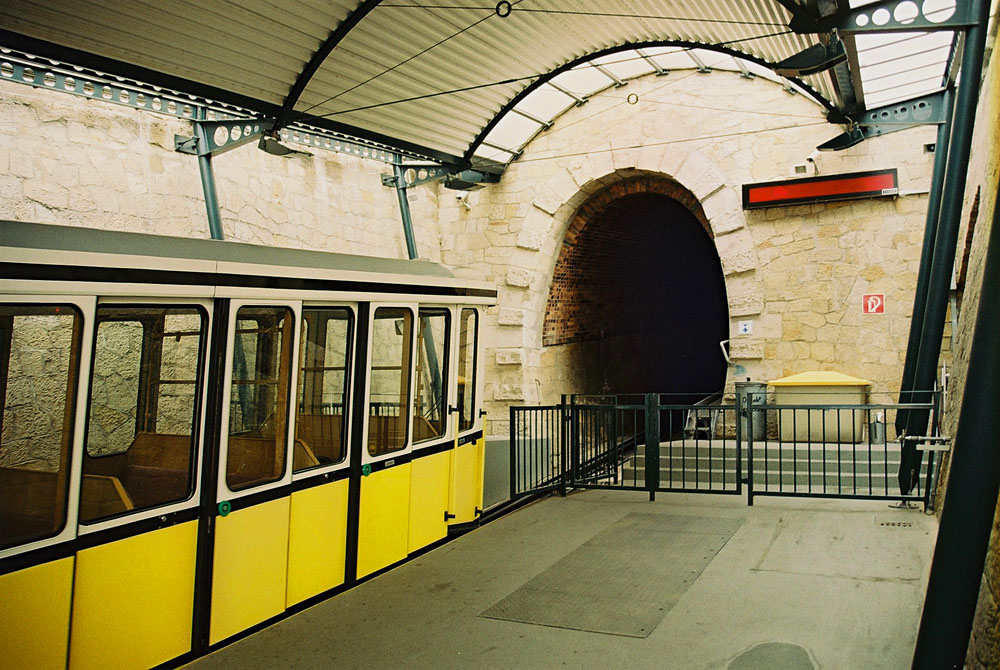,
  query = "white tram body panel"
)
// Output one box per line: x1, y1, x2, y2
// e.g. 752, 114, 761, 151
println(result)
0, 221, 495, 669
